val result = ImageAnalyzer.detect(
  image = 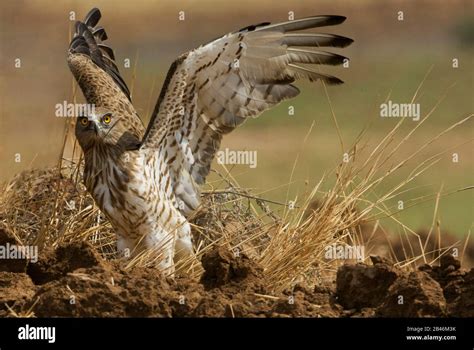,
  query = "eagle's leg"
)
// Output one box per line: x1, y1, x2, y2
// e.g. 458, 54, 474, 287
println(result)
174, 220, 194, 262
116, 231, 175, 275
144, 229, 176, 275
116, 234, 138, 259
